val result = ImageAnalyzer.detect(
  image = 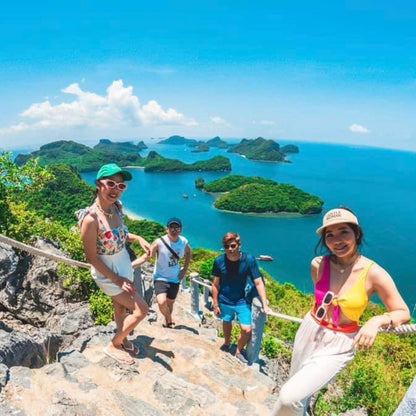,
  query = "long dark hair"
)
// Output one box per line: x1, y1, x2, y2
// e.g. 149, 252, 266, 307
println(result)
314, 207, 364, 255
